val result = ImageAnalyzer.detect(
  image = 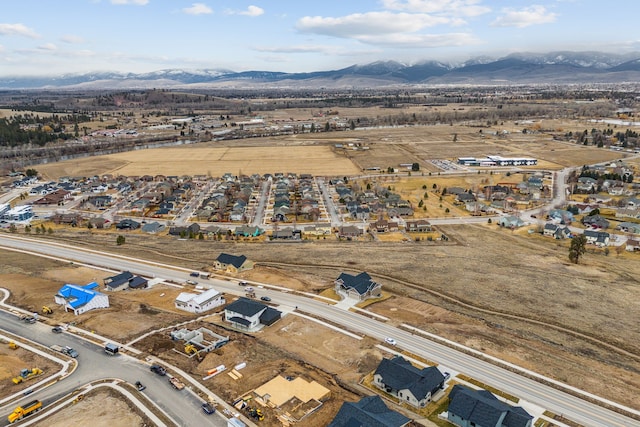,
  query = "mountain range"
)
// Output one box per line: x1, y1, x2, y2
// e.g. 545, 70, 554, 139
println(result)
3, 51, 640, 90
